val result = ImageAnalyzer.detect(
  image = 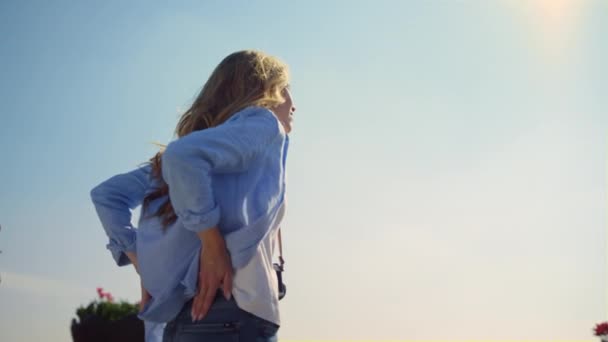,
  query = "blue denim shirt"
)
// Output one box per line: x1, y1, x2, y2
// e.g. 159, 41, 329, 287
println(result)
90, 107, 289, 322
